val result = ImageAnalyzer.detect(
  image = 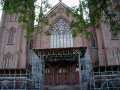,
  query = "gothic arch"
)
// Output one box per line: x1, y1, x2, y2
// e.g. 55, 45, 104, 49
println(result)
7, 27, 16, 45
3, 52, 13, 68
91, 31, 97, 48
49, 18, 73, 48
